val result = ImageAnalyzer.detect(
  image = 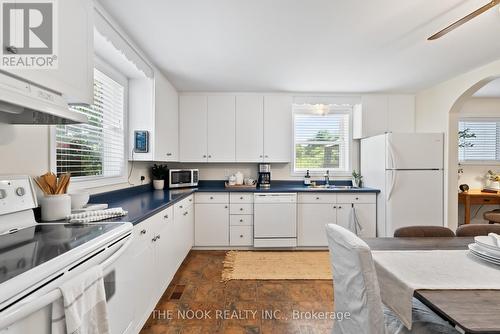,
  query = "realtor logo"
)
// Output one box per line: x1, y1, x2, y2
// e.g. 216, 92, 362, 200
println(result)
0, 0, 58, 69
